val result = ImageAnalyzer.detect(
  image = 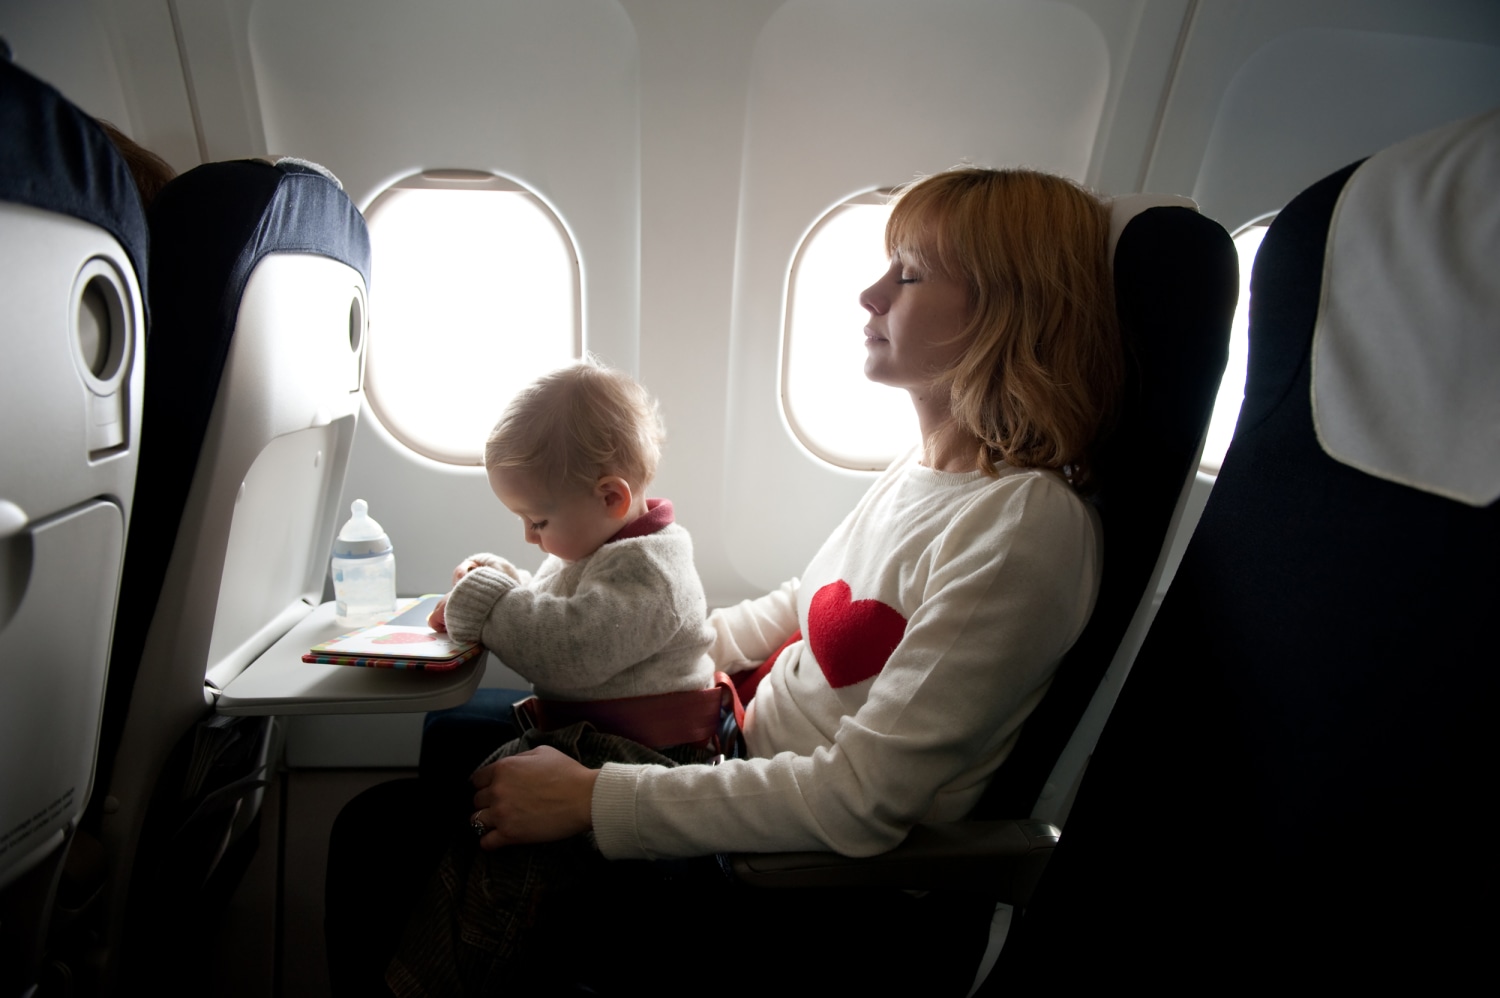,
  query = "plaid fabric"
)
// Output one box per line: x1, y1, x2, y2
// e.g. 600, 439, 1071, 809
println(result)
386, 723, 715, 997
